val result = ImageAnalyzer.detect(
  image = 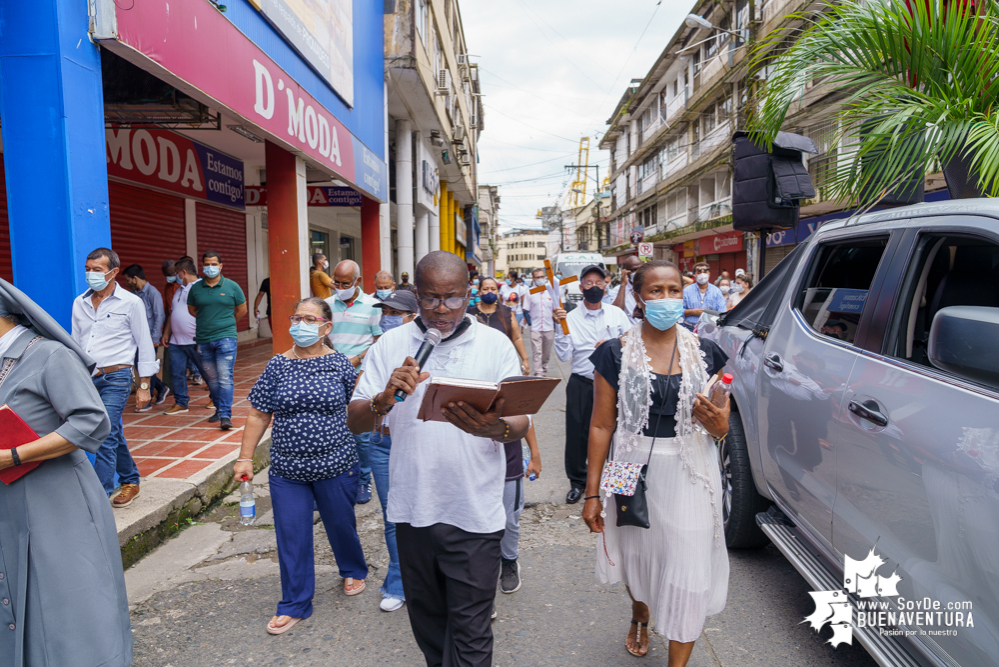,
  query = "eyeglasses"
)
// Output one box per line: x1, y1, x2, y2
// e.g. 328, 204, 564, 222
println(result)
418, 295, 467, 310
288, 315, 330, 325
332, 279, 356, 289
694, 268, 711, 274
